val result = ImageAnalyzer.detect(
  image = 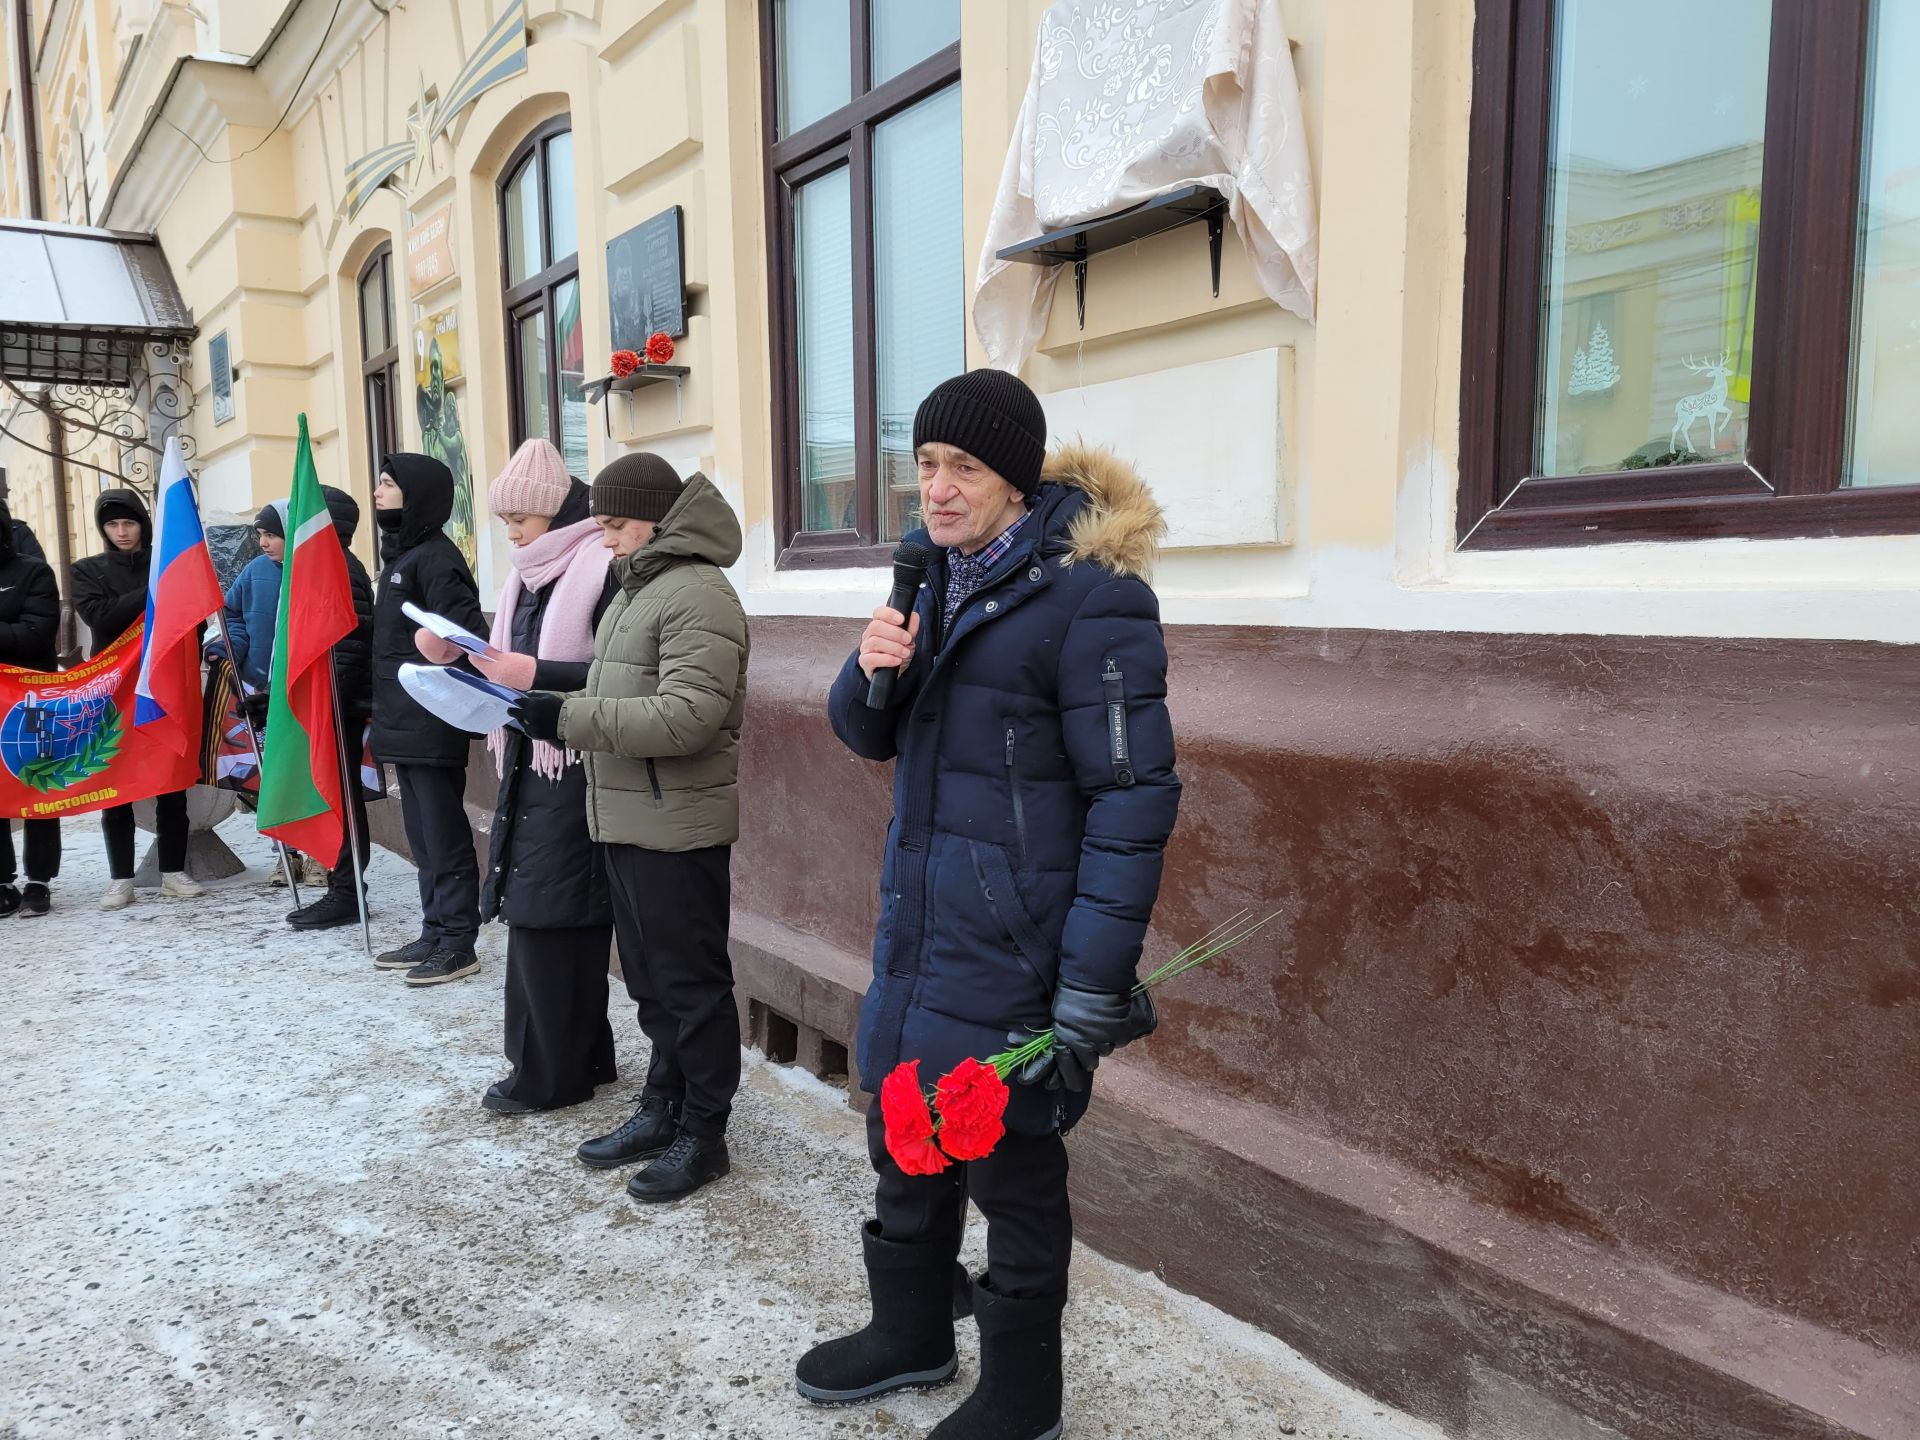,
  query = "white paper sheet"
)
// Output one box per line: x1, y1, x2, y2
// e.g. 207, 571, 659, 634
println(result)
401, 600, 501, 660
399, 663, 521, 735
